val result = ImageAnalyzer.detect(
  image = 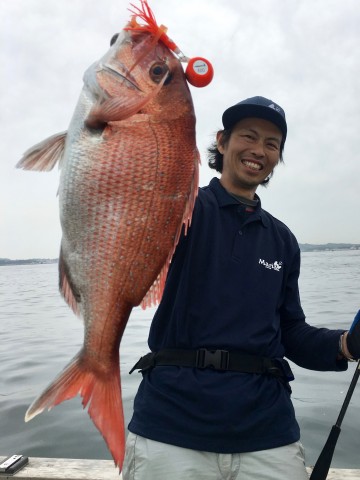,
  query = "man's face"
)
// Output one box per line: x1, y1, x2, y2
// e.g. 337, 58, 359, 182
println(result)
217, 117, 282, 199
